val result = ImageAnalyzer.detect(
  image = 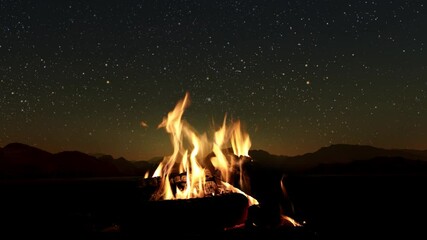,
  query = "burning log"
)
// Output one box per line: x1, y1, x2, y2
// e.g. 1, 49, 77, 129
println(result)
204, 152, 253, 191
139, 165, 255, 202
167, 170, 220, 196
129, 171, 256, 234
